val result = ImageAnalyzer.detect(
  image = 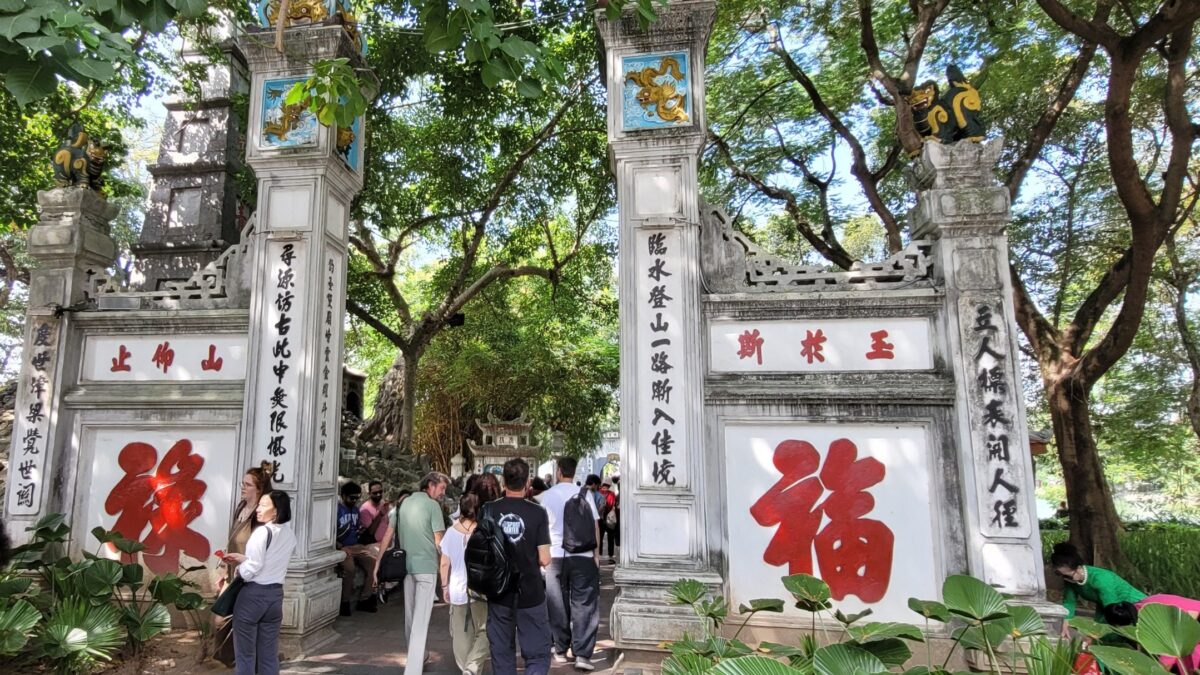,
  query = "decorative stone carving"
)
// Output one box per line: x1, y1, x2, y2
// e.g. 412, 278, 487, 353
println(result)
698, 201, 935, 293
92, 216, 256, 310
